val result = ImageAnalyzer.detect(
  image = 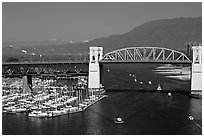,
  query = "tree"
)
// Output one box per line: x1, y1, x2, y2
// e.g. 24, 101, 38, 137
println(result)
6, 57, 19, 62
